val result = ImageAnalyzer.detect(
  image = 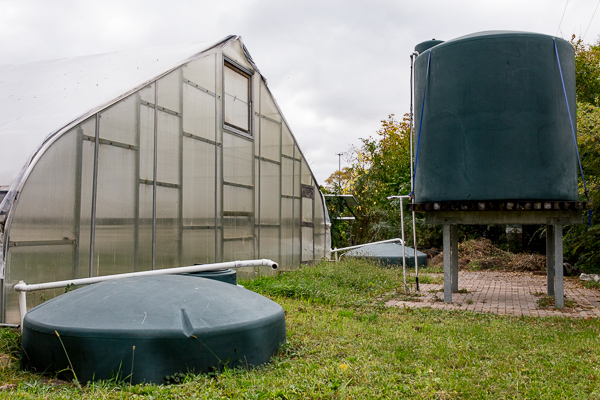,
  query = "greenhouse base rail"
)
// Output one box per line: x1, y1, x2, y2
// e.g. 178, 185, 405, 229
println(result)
13, 259, 278, 330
